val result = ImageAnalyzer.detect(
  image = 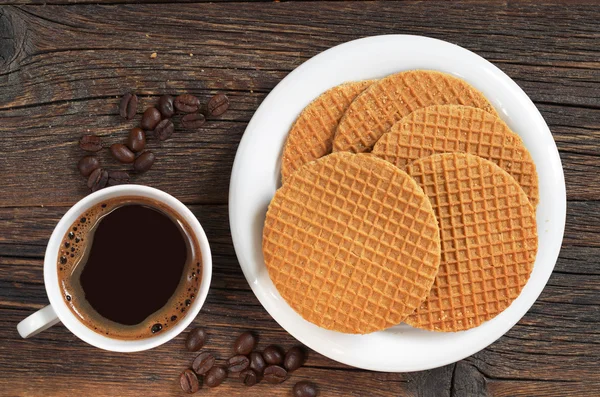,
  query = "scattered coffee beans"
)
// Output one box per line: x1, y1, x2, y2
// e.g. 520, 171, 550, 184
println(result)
176, 329, 315, 391
181, 113, 206, 130
110, 143, 135, 164
127, 127, 146, 152
174, 94, 201, 113
153, 119, 174, 141
179, 369, 200, 394
119, 93, 138, 120
206, 93, 229, 117
77, 156, 100, 177
107, 171, 129, 186
234, 331, 256, 355
284, 347, 306, 372
263, 365, 287, 384
88, 168, 108, 192
263, 345, 284, 365
158, 95, 175, 118
227, 355, 250, 373
192, 351, 215, 375
134, 151, 155, 173
293, 381, 318, 397
240, 369, 258, 386
79, 135, 103, 152
79, 90, 231, 192
204, 366, 227, 388
141, 107, 162, 130
249, 351, 267, 375
186, 328, 207, 352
